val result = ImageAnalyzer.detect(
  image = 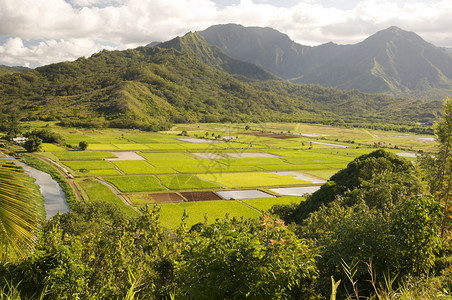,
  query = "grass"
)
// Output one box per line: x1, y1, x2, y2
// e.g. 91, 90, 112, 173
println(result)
123, 135, 160, 143
41, 143, 66, 152
197, 172, 311, 188
17, 121, 438, 221
243, 196, 304, 212
304, 169, 341, 180
104, 175, 166, 192
53, 151, 116, 161
61, 134, 101, 144
87, 144, 120, 151
113, 144, 150, 150
139, 152, 192, 160
77, 178, 138, 217
157, 200, 262, 229
62, 160, 116, 170
174, 164, 262, 173
146, 143, 188, 150
113, 160, 176, 174
157, 174, 223, 190
125, 193, 156, 205
77, 169, 122, 176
